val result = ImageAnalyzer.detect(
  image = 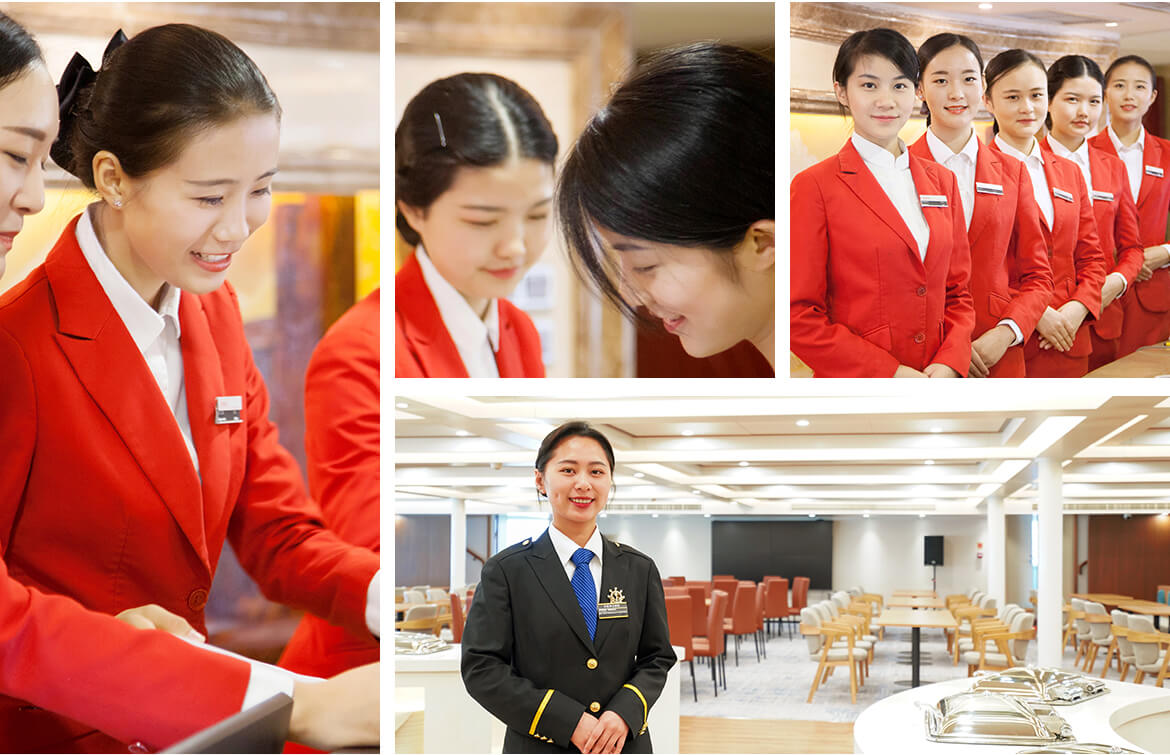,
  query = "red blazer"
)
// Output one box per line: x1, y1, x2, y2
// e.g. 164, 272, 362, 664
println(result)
1089, 129, 1170, 316
992, 140, 1107, 360
280, 289, 380, 679
791, 139, 975, 377
0, 218, 380, 751
1058, 140, 1144, 341
909, 134, 1053, 377
395, 253, 545, 377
